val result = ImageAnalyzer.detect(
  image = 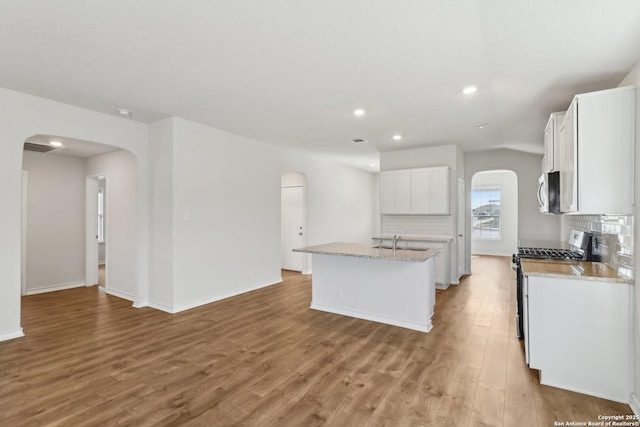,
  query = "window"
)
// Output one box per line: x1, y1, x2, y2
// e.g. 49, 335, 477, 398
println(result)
97, 187, 105, 243
472, 187, 501, 240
